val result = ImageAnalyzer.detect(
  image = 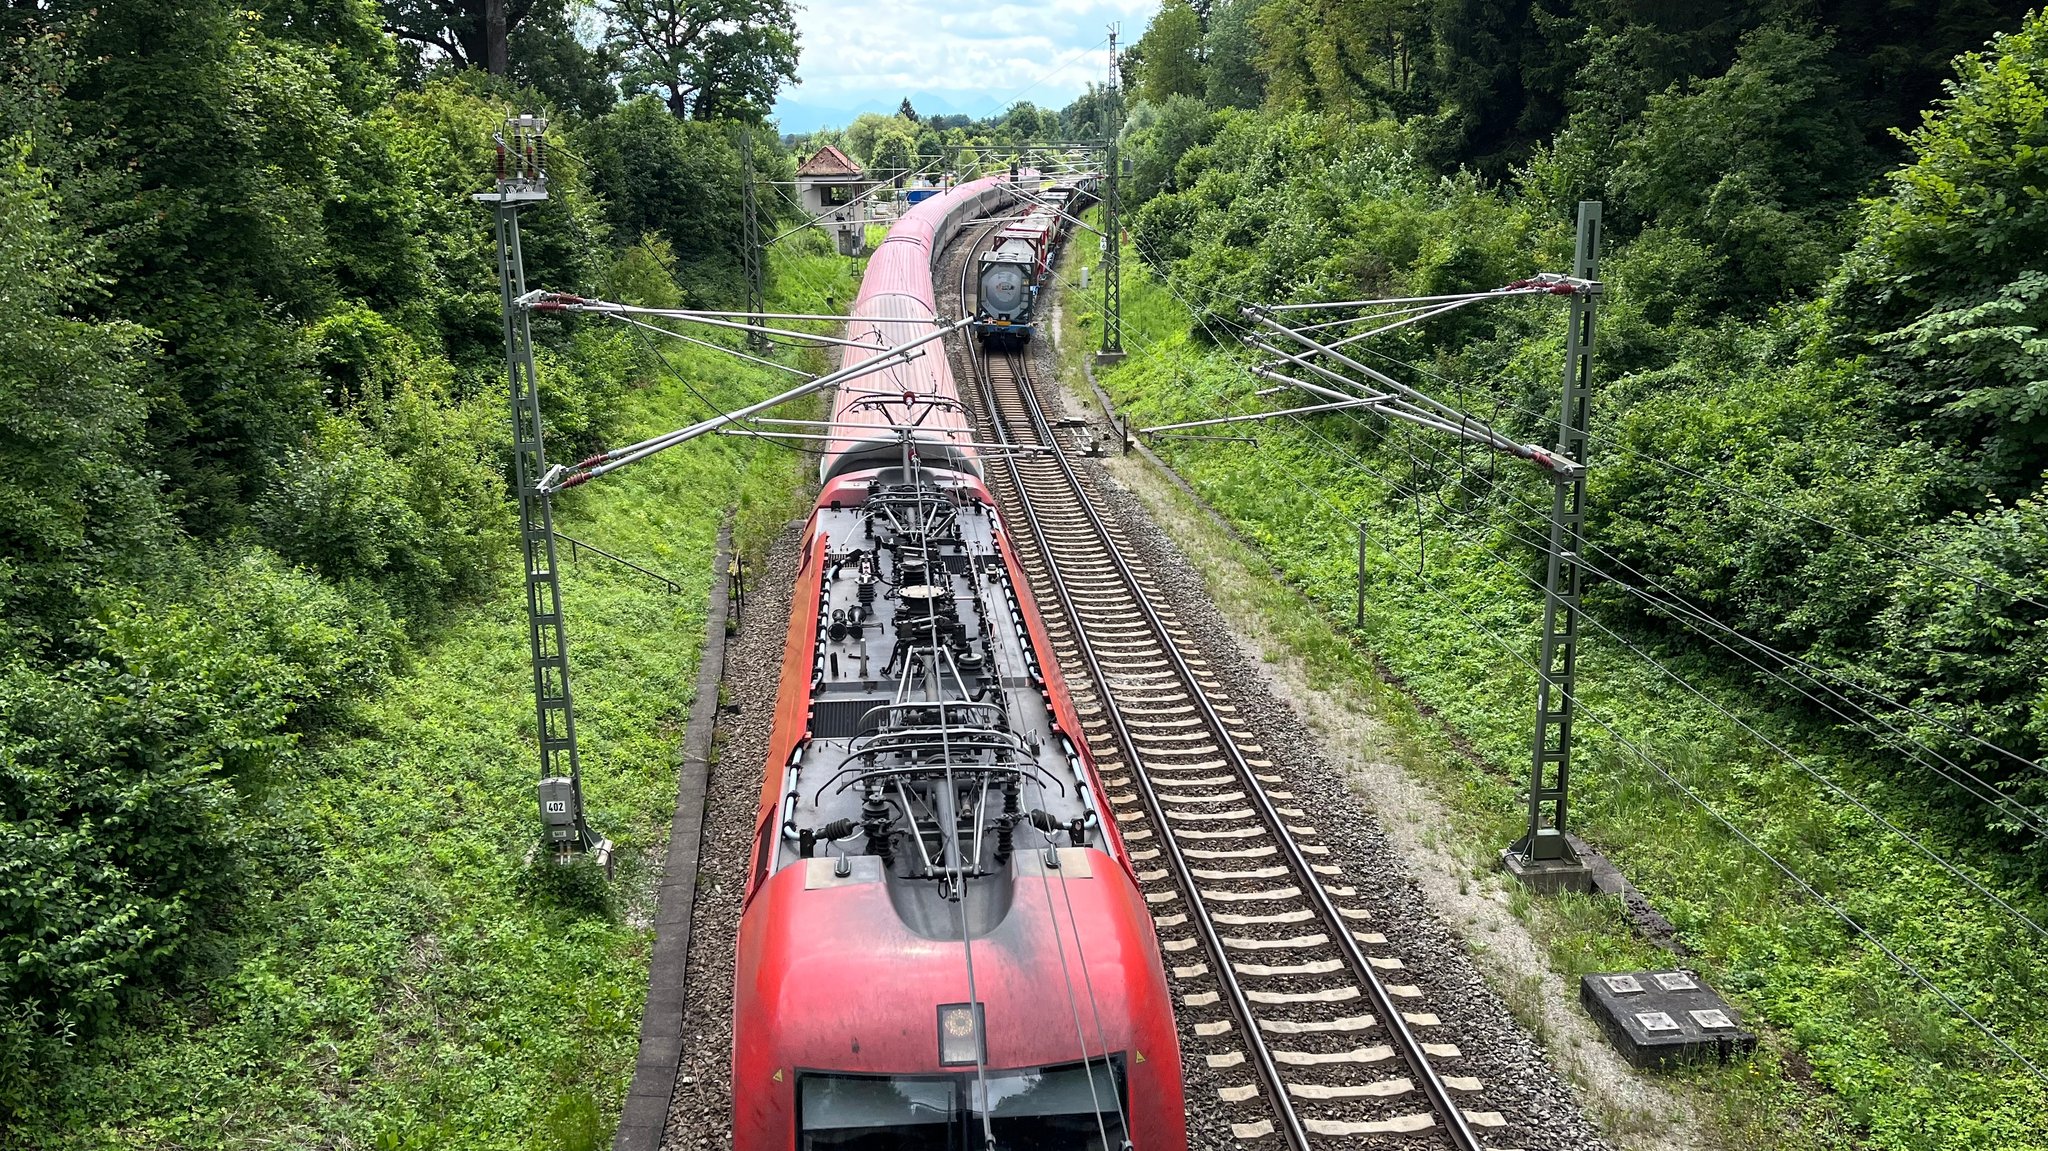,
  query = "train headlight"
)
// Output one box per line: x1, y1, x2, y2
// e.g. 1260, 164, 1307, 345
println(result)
937, 1002, 985, 1066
